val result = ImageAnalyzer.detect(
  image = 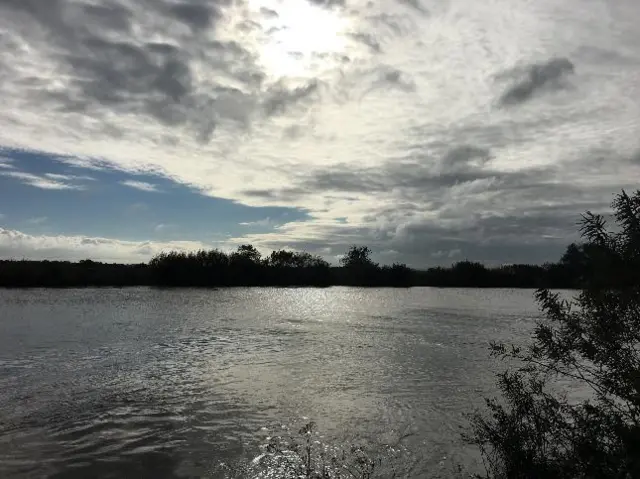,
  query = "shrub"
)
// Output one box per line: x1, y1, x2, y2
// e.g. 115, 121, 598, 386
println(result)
468, 190, 640, 478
